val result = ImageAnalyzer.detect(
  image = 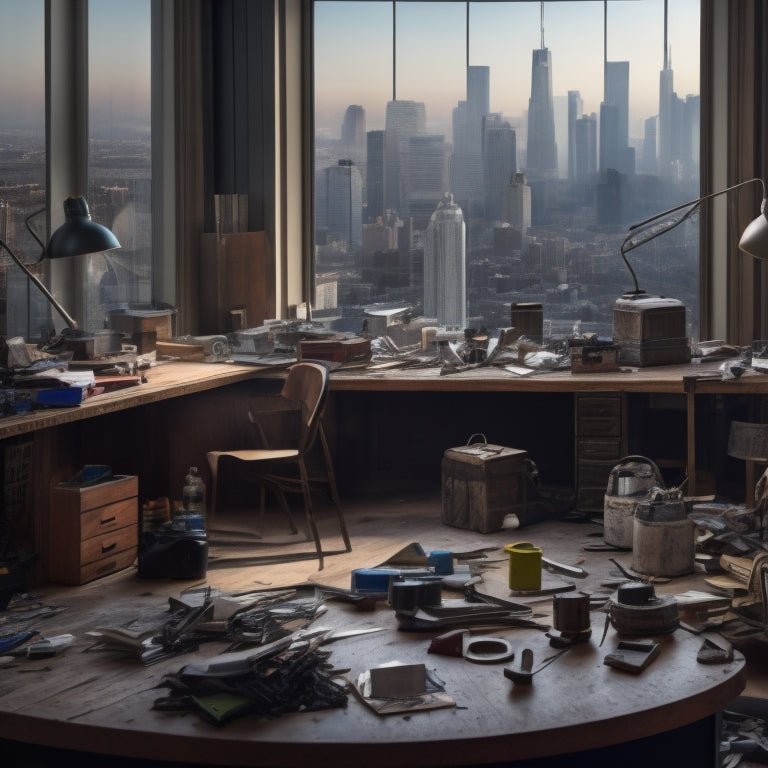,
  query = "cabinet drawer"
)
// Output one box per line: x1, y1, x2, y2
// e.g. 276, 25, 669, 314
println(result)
576, 396, 623, 436
80, 523, 138, 566
79, 547, 138, 586
577, 458, 619, 490
81, 497, 137, 539
577, 438, 624, 461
